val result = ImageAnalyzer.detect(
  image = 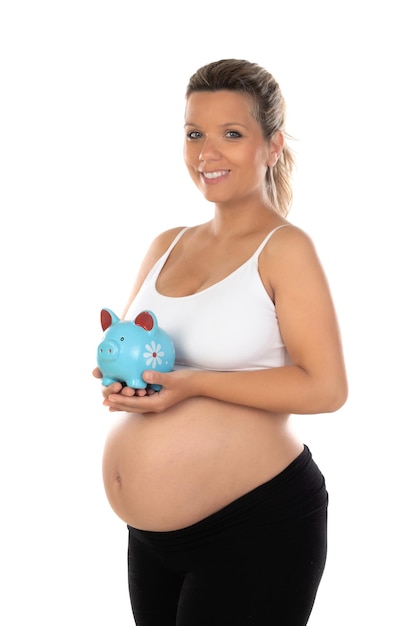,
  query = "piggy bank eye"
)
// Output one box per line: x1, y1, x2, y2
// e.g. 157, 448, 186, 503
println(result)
120, 336, 125, 341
